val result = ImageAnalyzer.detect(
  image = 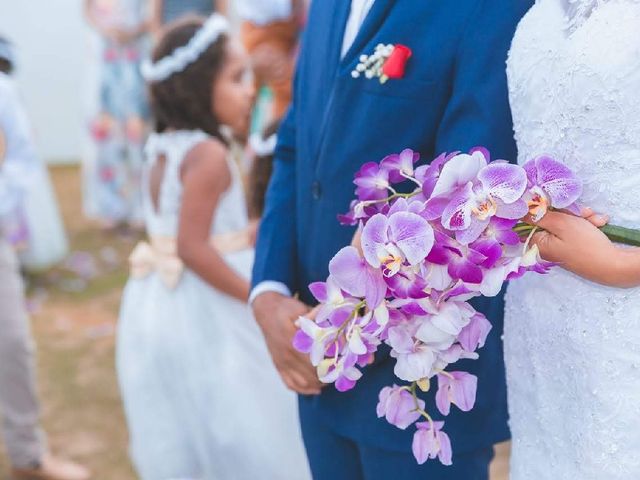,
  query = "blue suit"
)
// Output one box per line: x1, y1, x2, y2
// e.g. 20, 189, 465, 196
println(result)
253, 0, 533, 478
